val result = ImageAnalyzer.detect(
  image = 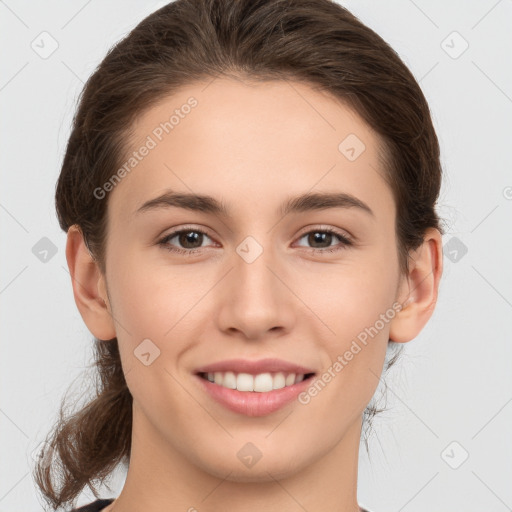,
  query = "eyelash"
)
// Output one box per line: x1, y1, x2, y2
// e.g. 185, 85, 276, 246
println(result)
157, 226, 353, 256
